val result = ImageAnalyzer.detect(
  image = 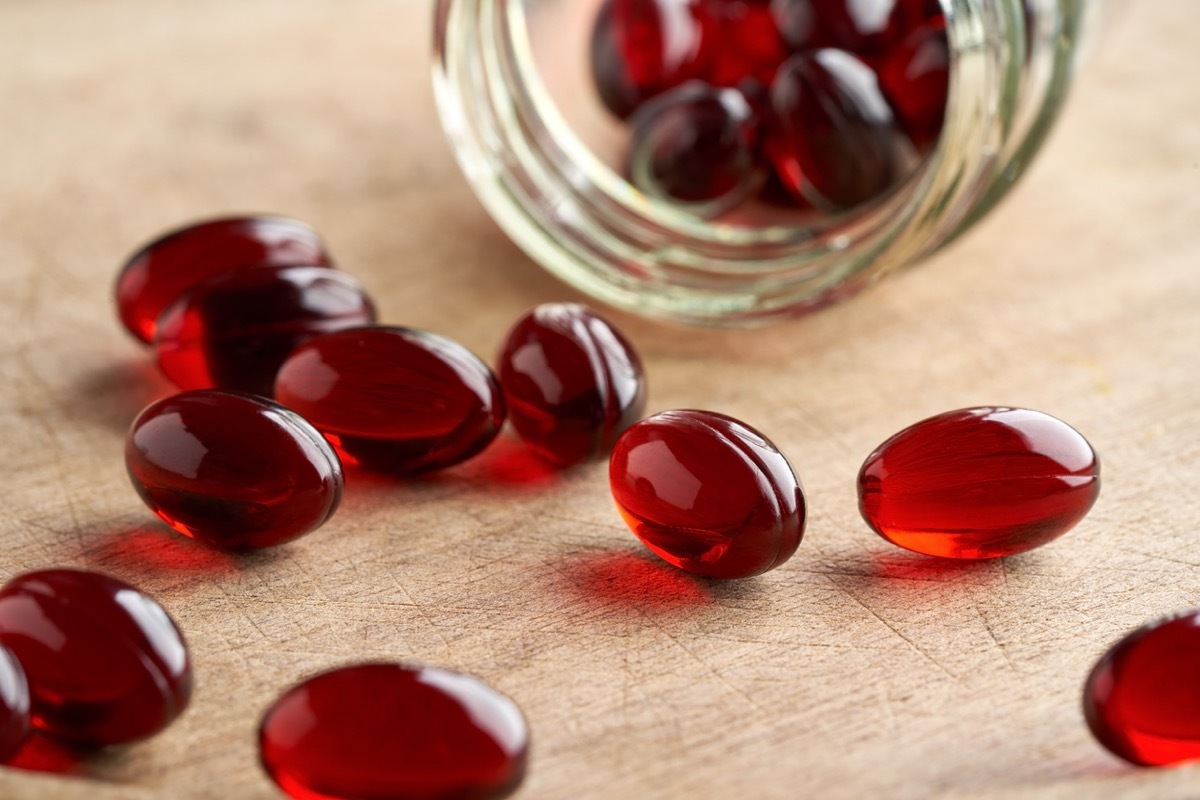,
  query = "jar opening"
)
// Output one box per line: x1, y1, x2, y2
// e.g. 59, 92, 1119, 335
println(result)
435, 0, 1094, 324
